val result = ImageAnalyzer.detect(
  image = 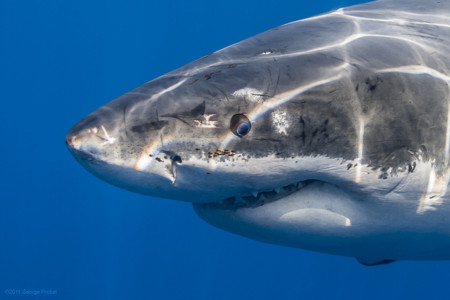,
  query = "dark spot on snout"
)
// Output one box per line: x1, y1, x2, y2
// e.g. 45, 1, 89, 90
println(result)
162, 101, 205, 124
365, 76, 383, 92
378, 172, 388, 179
204, 70, 222, 80
189, 101, 206, 117
131, 120, 168, 133
172, 155, 182, 164
161, 150, 182, 164
299, 116, 306, 143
